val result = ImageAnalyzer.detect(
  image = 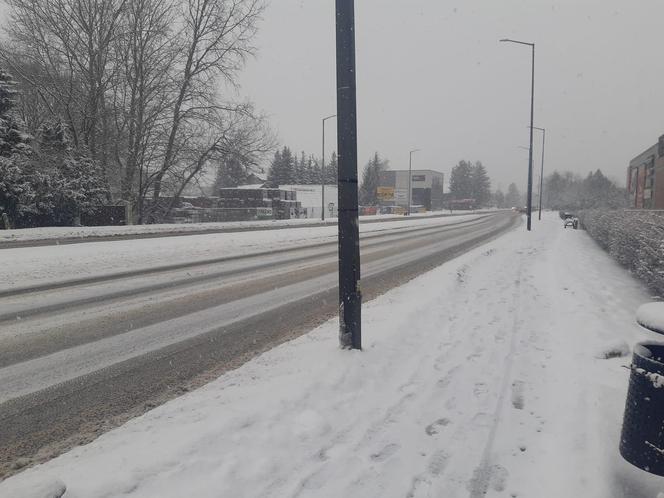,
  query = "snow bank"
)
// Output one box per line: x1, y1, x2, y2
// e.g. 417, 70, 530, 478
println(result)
1, 213, 662, 497
0, 476, 65, 498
